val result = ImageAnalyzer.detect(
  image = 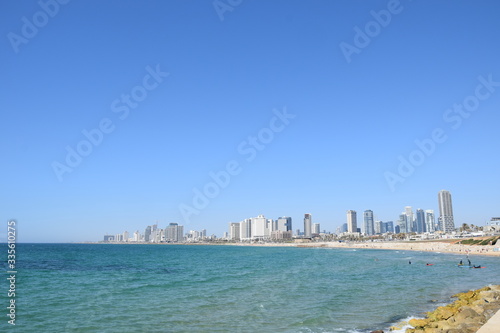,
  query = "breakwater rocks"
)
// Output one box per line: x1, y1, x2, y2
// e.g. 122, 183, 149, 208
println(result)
390, 285, 500, 333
